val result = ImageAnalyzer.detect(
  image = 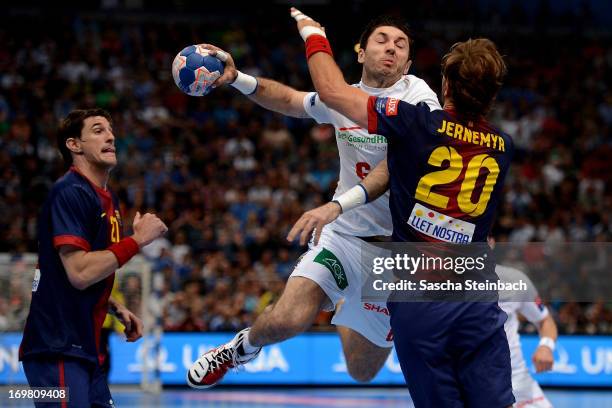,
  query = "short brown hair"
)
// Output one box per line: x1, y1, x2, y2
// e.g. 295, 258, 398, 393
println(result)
441, 38, 507, 120
359, 15, 414, 59
57, 108, 112, 167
